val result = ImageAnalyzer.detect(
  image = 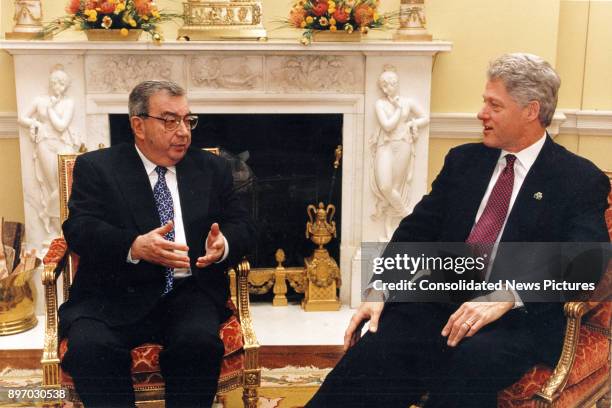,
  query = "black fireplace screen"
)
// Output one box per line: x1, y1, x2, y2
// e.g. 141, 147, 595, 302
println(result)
109, 114, 343, 268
